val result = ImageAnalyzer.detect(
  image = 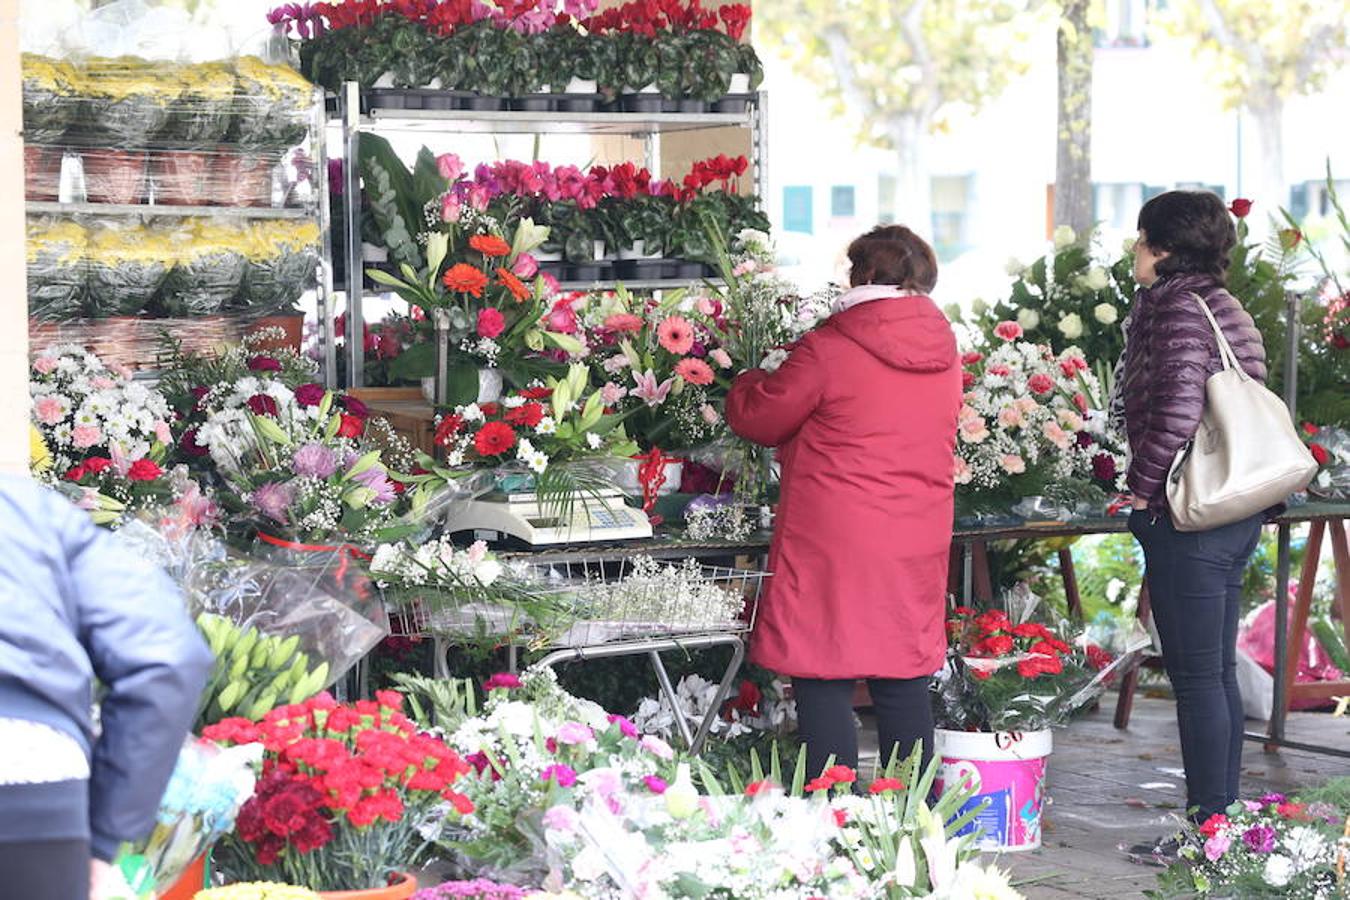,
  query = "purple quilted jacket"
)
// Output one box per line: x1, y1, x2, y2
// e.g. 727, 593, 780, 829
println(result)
1120, 272, 1268, 513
